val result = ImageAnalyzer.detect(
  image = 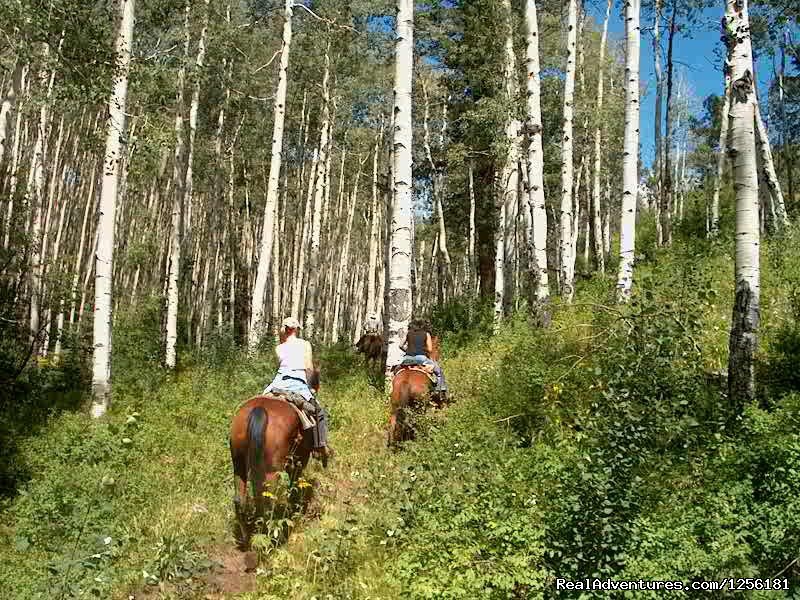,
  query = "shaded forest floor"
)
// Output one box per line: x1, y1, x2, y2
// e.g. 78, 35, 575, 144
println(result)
3, 225, 800, 598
